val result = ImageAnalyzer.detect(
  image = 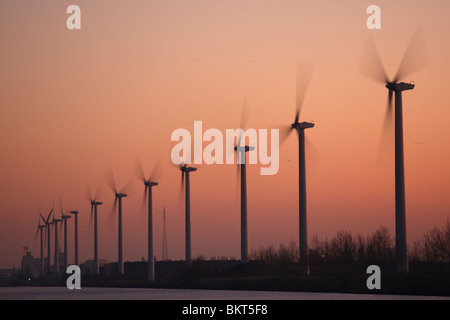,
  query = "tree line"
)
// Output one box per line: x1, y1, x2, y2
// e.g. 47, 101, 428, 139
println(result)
250, 221, 450, 272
